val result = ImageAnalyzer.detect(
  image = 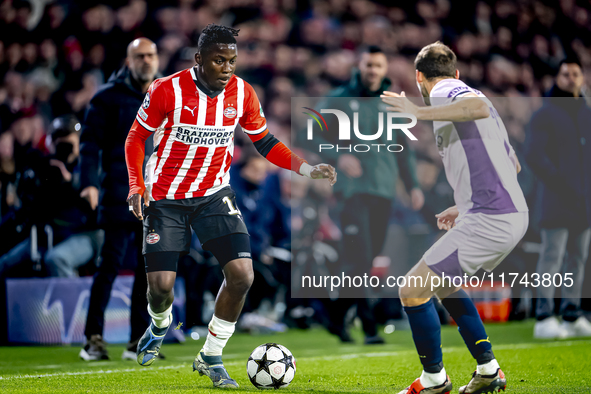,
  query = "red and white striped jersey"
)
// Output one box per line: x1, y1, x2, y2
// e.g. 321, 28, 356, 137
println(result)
135, 68, 267, 201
